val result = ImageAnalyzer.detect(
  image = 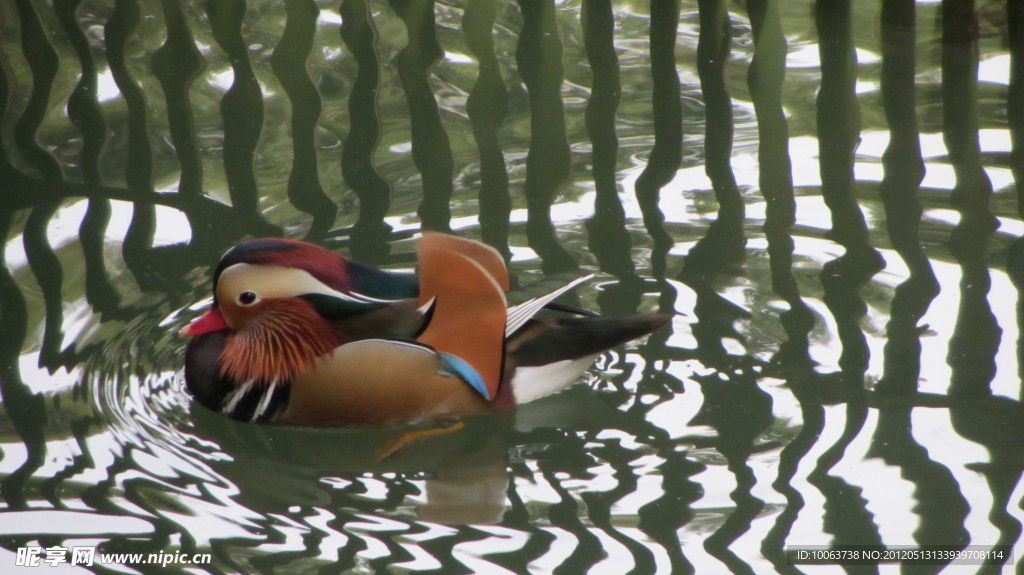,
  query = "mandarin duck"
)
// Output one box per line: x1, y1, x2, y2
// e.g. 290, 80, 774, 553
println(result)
181, 233, 670, 426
